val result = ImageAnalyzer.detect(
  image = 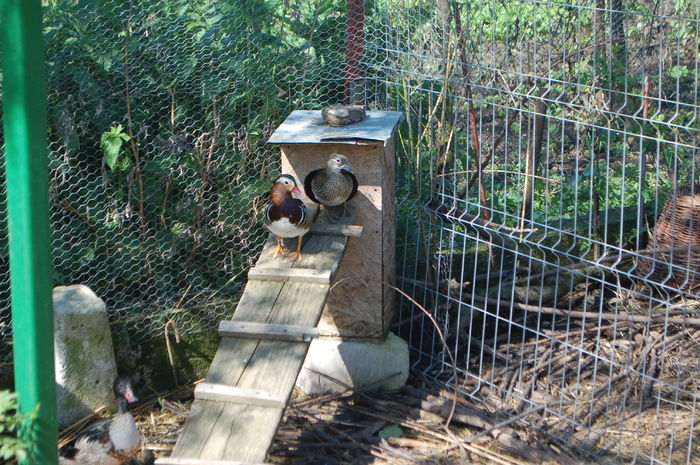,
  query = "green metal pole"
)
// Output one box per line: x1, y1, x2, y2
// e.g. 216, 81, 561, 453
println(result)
0, 1, 57, 464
